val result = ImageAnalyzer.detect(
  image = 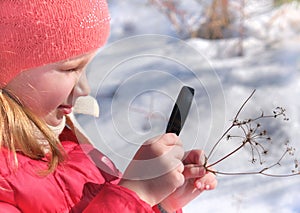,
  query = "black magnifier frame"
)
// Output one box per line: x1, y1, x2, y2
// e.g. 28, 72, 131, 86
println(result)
165, 86, 194, 136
